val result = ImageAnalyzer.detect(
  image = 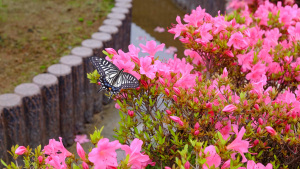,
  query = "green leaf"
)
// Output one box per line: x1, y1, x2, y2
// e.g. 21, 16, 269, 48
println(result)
1, 159, 7, 167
